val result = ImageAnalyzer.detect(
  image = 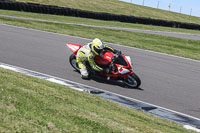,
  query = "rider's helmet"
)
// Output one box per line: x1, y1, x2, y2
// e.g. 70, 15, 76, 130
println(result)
91, 38, 104, 55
